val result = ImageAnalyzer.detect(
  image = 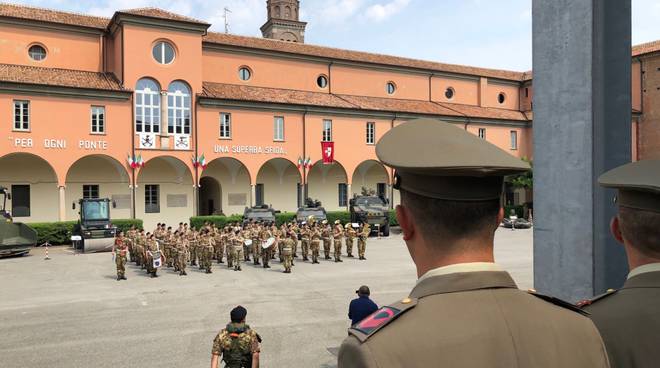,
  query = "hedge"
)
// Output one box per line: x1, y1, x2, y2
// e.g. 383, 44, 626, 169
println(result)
326, 211, 351, 225
26, 219, 142, 245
